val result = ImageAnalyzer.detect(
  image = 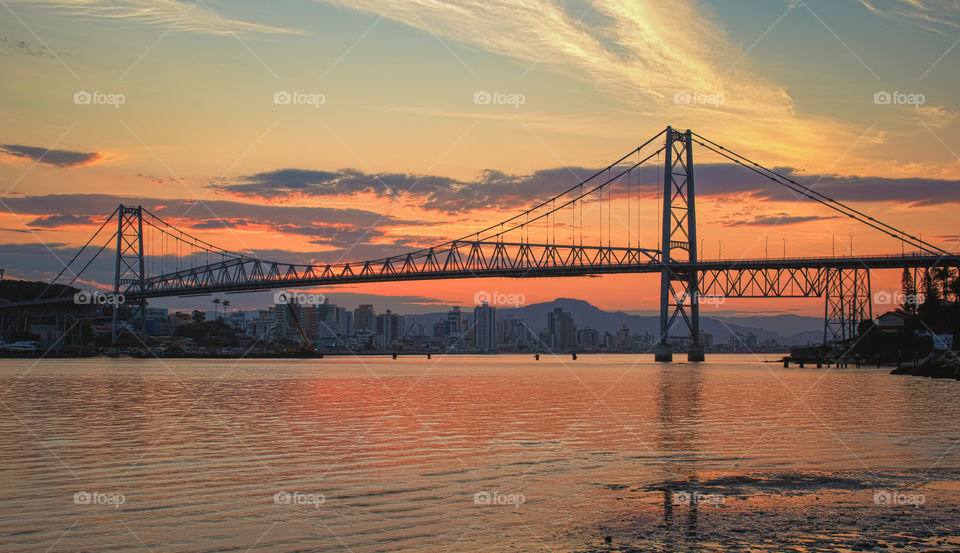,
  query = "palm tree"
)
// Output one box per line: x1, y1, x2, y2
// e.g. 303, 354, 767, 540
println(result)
212, 297, 221, 320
